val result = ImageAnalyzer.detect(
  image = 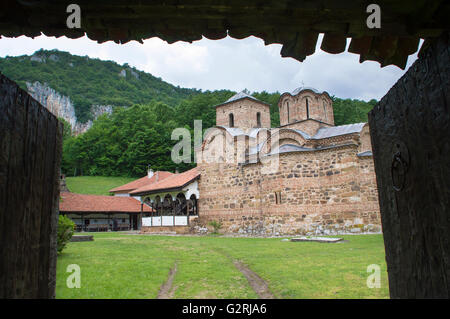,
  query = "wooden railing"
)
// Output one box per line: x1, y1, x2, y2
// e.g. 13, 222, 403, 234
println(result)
75, 224, 132, 232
